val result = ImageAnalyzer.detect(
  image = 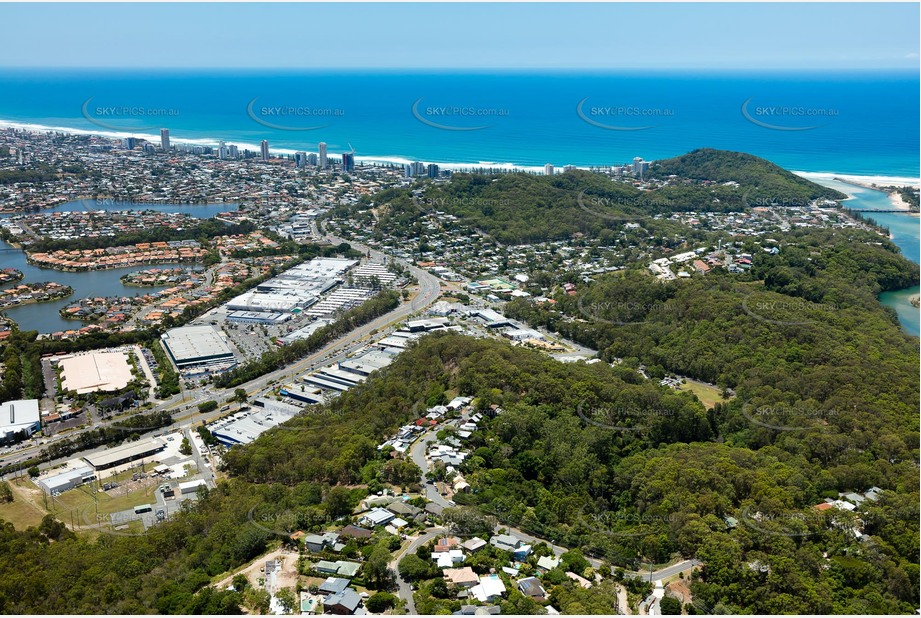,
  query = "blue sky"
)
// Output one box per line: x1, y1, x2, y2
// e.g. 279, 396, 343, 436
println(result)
1, 3, 918, 69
